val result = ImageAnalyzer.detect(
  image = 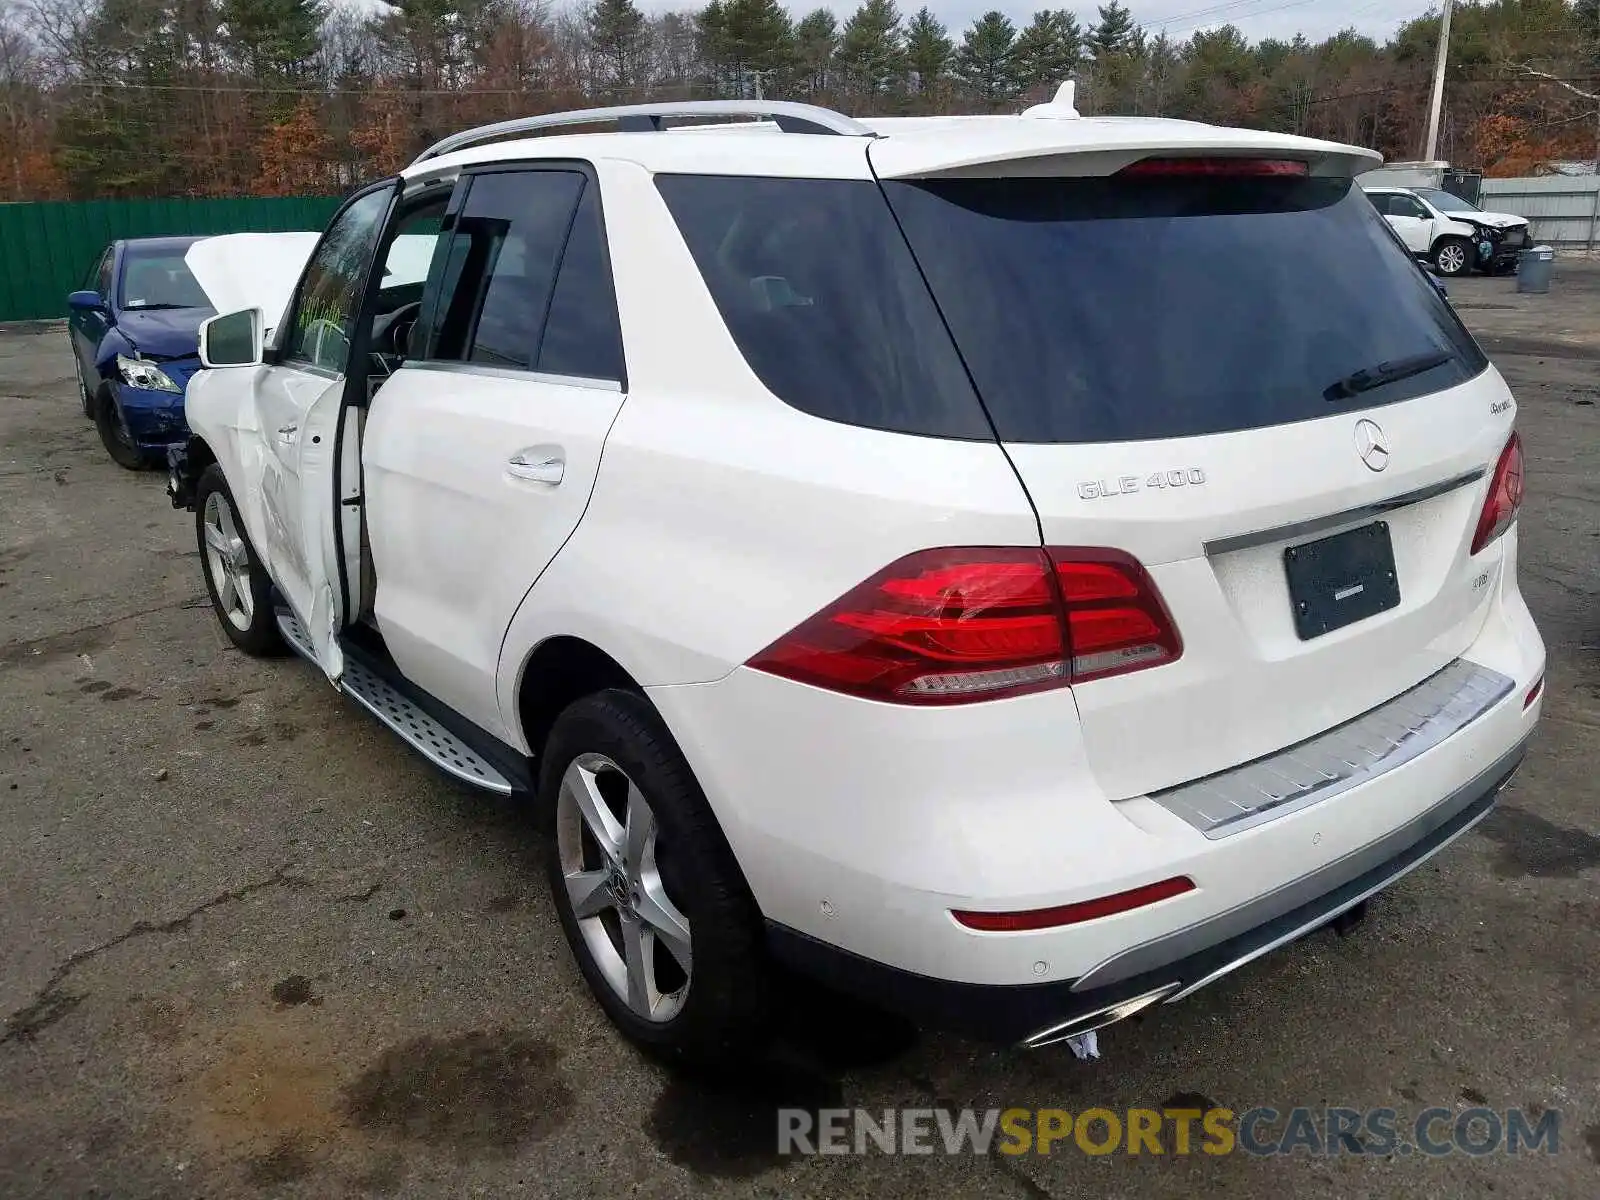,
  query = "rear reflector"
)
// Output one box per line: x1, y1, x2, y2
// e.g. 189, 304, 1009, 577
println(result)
1471, 432, 1525, 554
746, 547, 1180, 704
1118, 157, 1310, 178
953, 876, 1197, 932
1524, 676, 1543, 708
